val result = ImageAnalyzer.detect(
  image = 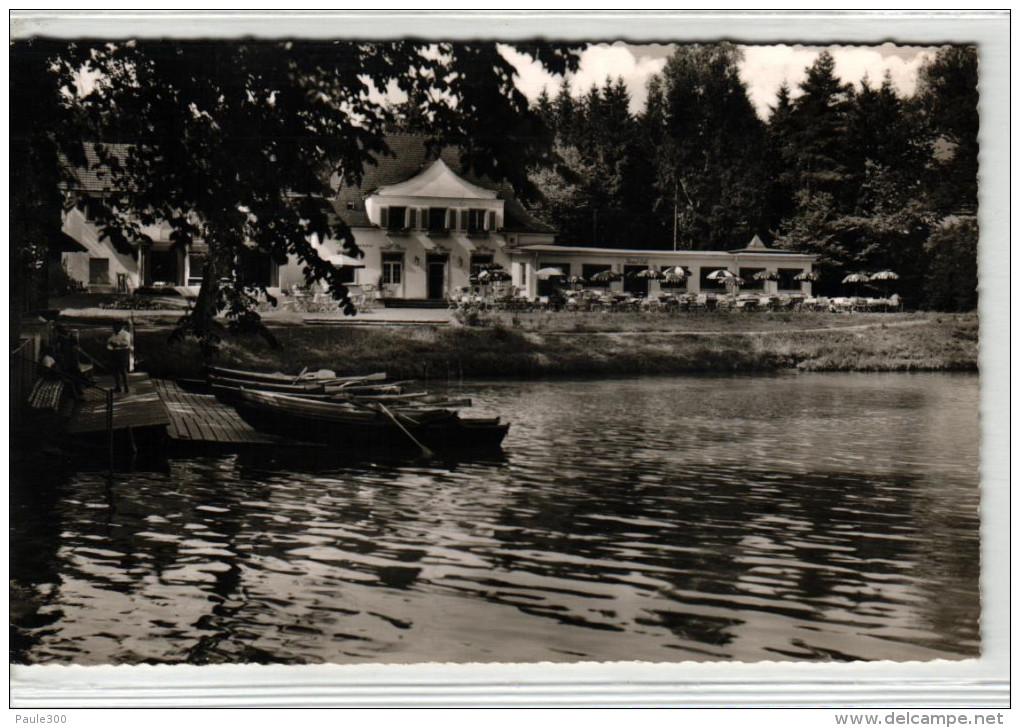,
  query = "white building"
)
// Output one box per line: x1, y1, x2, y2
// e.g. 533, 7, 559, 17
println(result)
60, 136, 815, 301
